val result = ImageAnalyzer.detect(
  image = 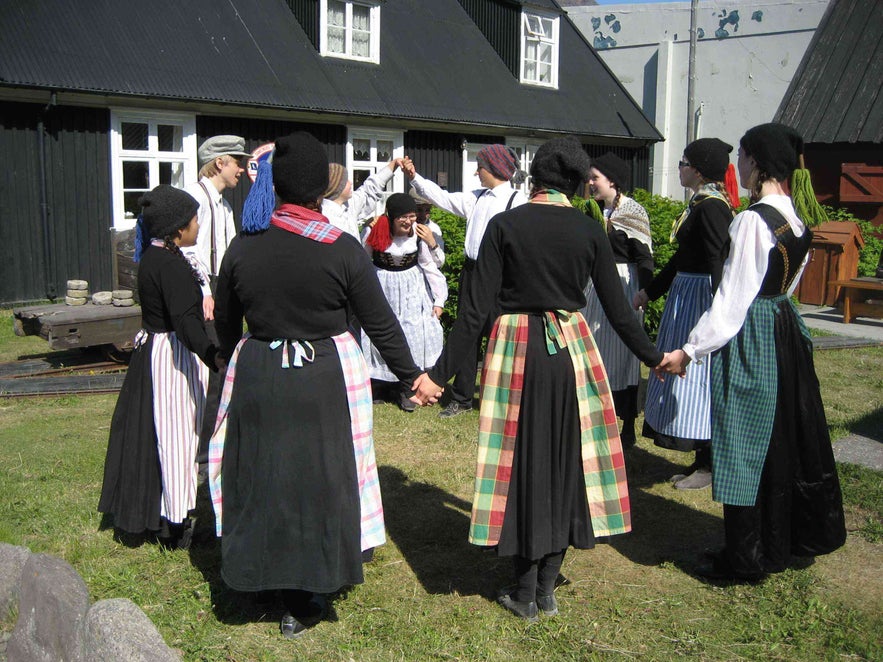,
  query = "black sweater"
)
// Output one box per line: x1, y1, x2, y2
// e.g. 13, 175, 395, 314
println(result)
645, 195, 733, 301
214, 226, 421, 383
429, 204, 663, 385
137, 245, 216, 368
